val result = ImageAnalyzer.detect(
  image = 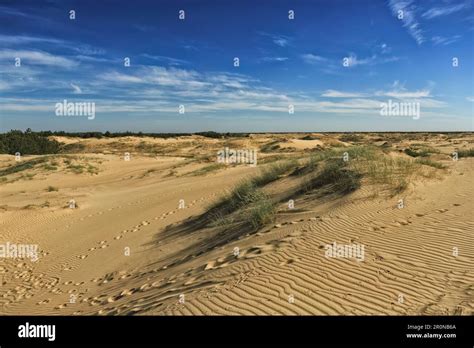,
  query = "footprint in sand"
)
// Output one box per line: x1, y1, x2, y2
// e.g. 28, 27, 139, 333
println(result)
120, 288, 137, 296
